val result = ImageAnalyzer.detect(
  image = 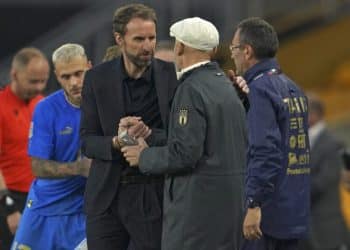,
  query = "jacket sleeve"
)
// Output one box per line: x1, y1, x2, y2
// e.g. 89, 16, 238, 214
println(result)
146, 128, 167, 147
139, 83, 206, 175
246, 85, 283, 204
80, 71, 120, 161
